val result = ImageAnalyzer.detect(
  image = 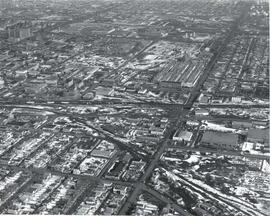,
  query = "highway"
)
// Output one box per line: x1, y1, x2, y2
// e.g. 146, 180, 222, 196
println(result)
118, 140, 170, 214
142, 185, 193, 216
215, 40, 239, 92
185, 6, 248, 108
235, 37, 256, 95
118, 108, 186, 214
